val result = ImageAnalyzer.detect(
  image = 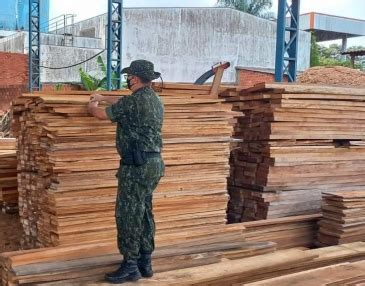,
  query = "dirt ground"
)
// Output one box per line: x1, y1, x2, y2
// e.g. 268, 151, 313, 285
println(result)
0, 211, 22, 253
298, 66, 365, 87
